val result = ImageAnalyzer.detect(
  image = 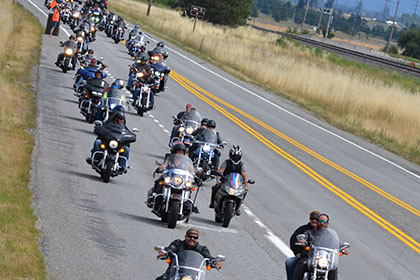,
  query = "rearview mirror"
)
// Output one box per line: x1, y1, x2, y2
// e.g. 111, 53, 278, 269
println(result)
216, 254, 226, 262
156, 160, 163, 166
247, 179, 255, 184
132, 128, 139, 132
154, 246, 164, 252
